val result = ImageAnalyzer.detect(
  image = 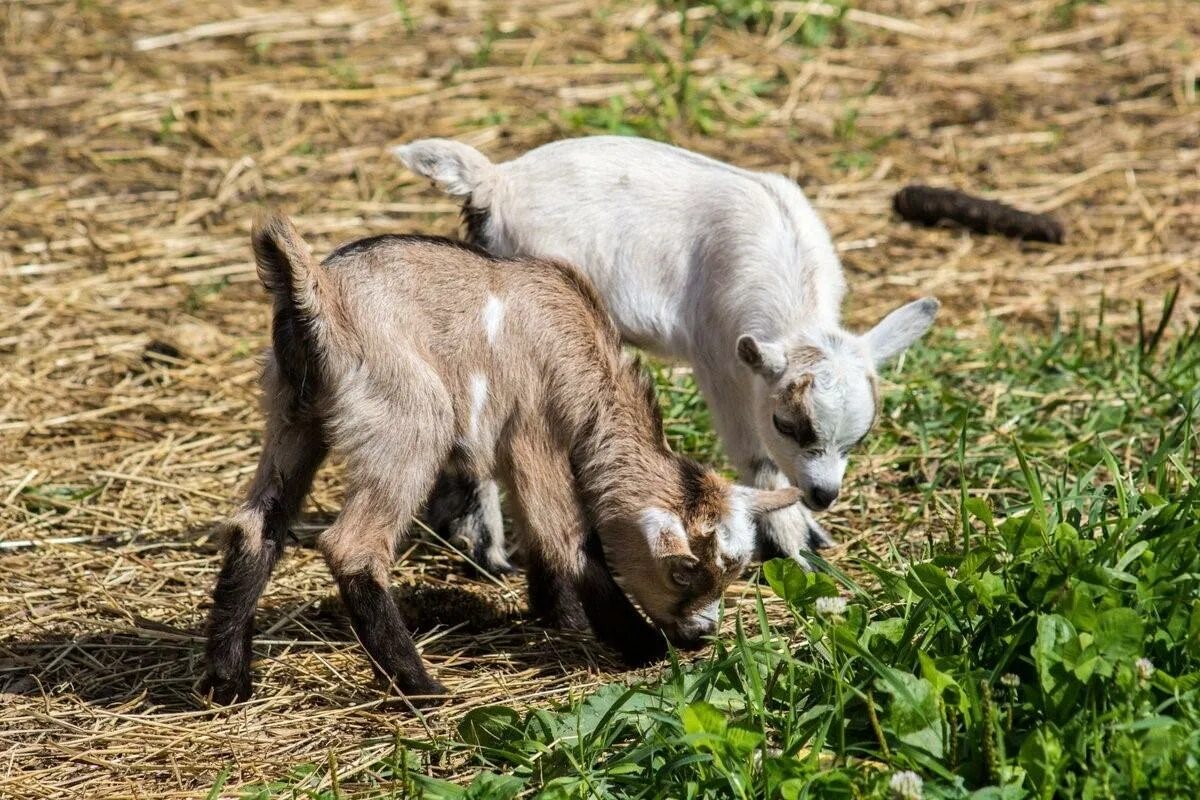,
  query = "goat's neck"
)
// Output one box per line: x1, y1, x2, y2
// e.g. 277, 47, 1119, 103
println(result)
556, 360, 675, 524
